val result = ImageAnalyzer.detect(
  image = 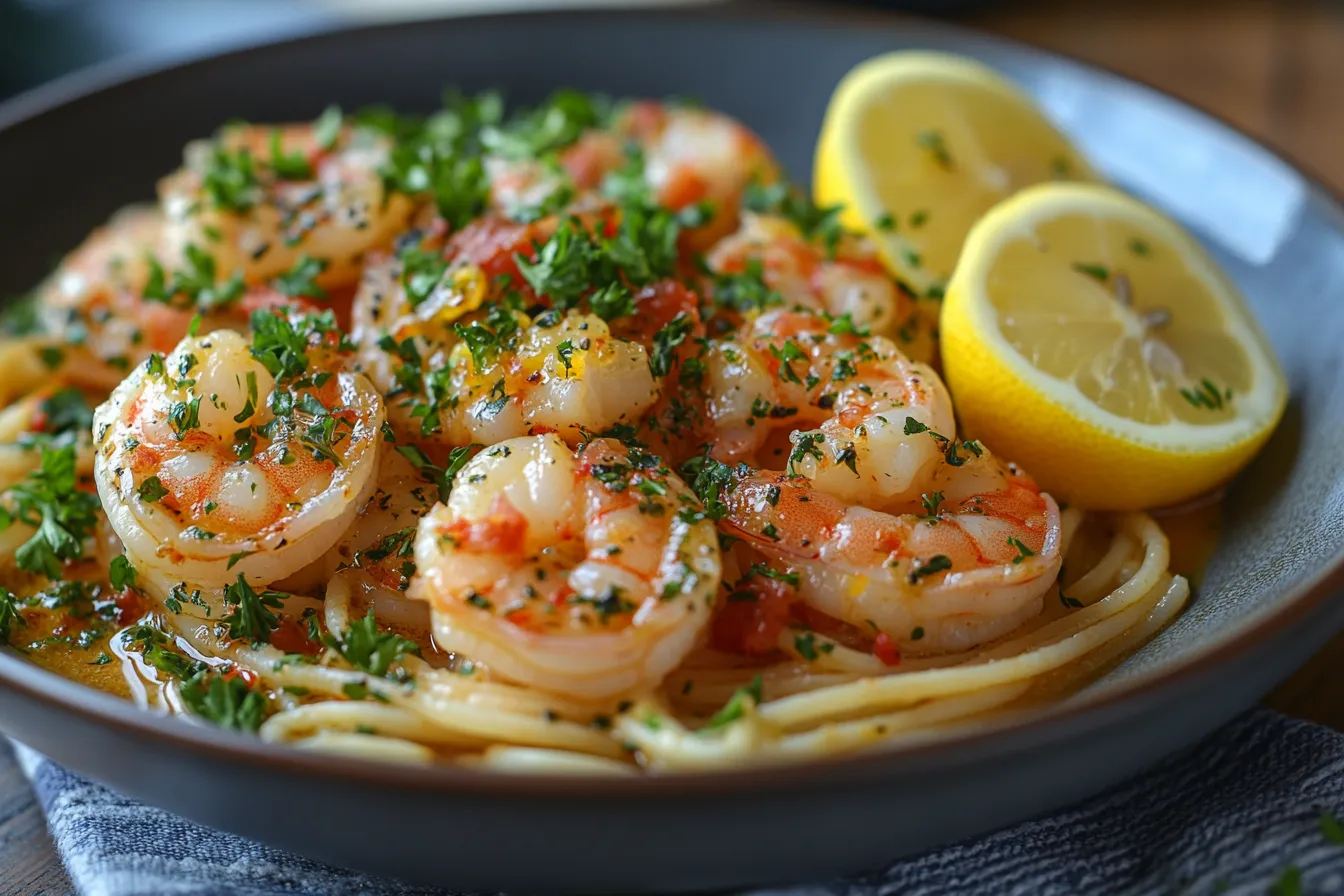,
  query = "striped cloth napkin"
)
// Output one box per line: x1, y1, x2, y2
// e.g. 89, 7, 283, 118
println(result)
14, 710, 1344, 896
